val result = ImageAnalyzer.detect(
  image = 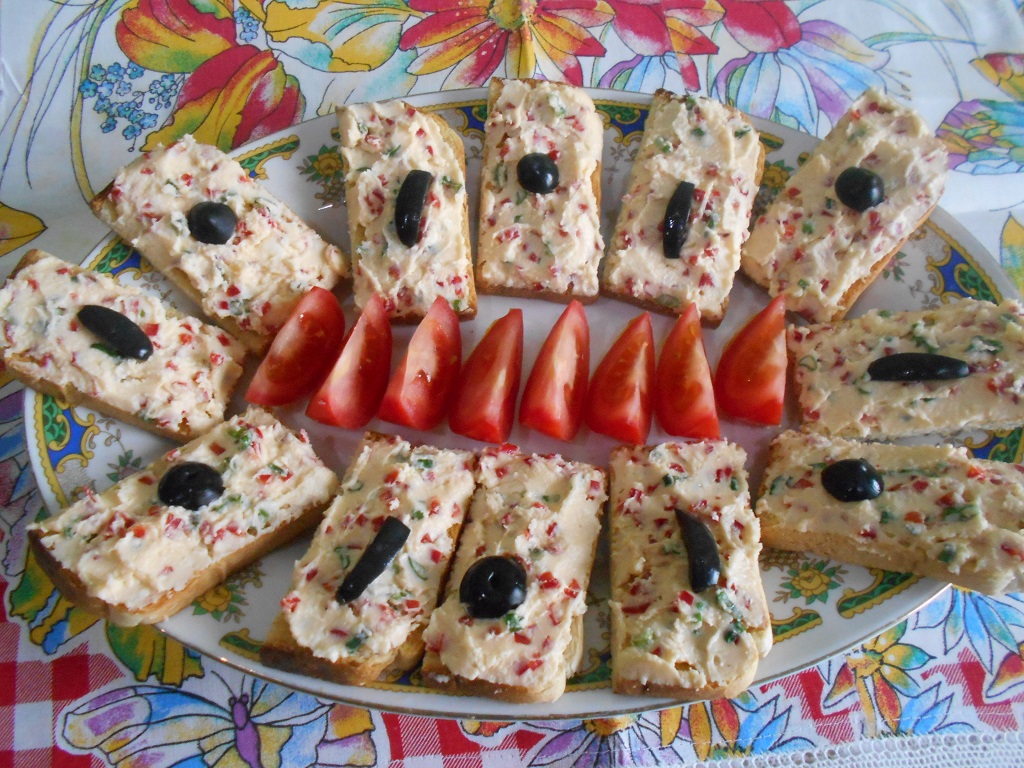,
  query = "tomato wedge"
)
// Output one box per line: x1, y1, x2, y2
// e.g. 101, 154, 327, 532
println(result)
245, 287, 346, 406
519, 300, 590, 441
714, 294, 787, 425
449, 309, 524, 443
655, 303, 719, 439
379, 297, 461, 431
584, 313, 655, 444
306, 293, 392, 428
